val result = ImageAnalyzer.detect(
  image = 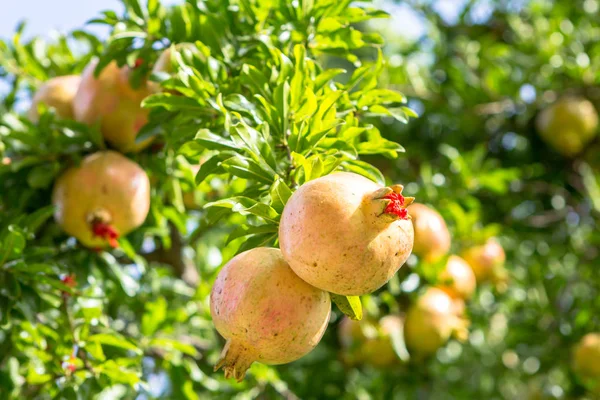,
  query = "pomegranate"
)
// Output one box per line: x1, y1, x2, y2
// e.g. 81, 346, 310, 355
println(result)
404, 287, 468, 356
461, 238, 506, 283
407, 203, 451, 262
210, 247, 331, 381
279, 172, 414, 296
52, 151, 150, 248
73, 60, 152, 153
28, 75, 81, 122
573, 333, 600, 392
338, 315, 403, 368
536, 96, 599, 157
438, 255, 477, 300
